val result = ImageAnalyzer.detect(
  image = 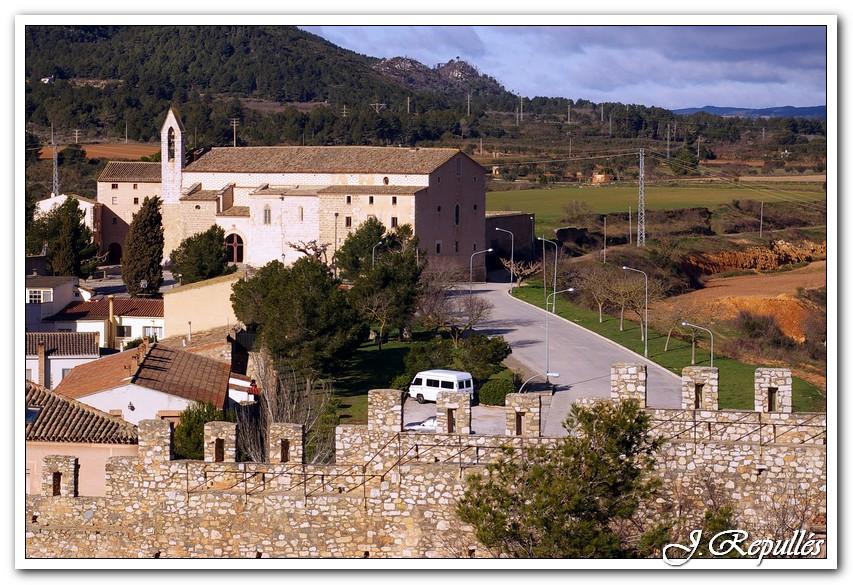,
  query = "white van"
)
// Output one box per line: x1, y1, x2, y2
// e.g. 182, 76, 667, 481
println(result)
407, 369, 475, 404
